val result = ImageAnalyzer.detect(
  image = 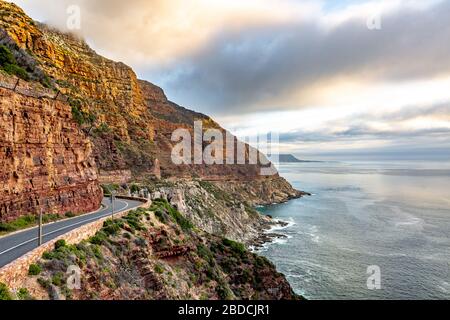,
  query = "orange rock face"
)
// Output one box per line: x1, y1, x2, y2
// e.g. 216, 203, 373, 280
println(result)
0, 87, 102, 222
0, 2, 271, 181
